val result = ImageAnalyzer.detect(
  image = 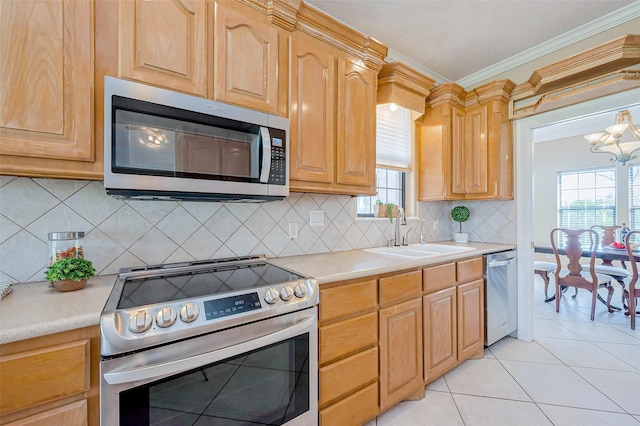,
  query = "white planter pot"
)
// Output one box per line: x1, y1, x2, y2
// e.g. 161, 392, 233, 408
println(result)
454, 232, 468, 243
